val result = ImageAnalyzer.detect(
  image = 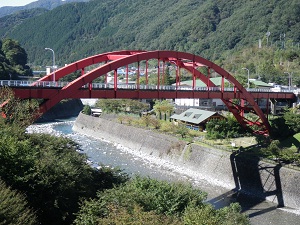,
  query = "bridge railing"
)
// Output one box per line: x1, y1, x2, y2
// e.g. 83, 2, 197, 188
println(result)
0, 80, 68, 88
0, 80, 297, 94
